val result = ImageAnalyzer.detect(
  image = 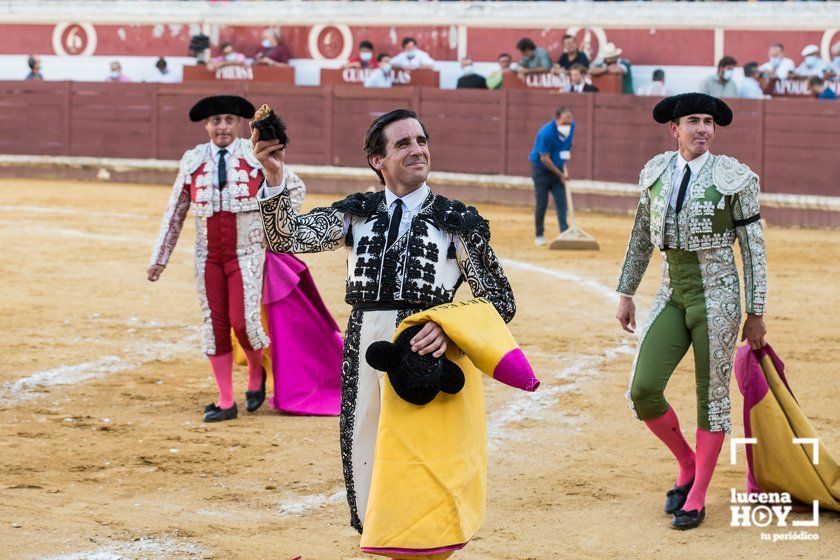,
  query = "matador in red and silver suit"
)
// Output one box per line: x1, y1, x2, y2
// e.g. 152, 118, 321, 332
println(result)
147, 95, 305, 422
